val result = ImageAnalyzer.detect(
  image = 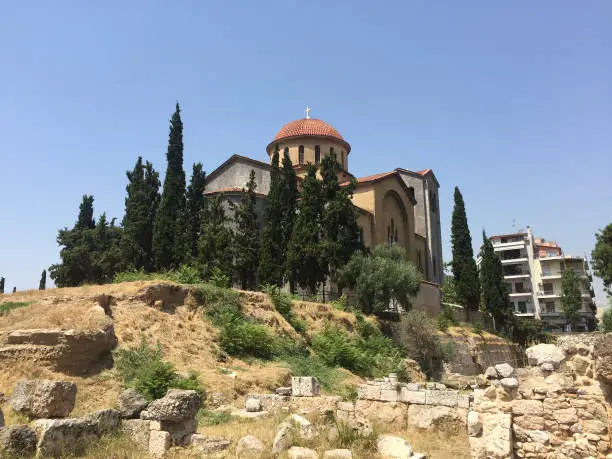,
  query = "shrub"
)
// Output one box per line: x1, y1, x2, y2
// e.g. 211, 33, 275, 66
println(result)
114, 337, 204, 400
601, 306, 612, 333
262, 284, 306, 333
113, 269, 154, 283
471, 321, 484, 335
330, 294, 349, 311
437, 303, 457, 331
165, 265, 202, 284
509, 317, 552, 346
0, 301, 30, 316
391, 310, 455, 379
283, 354, 346, 392
219, 321, 275, 359
197, 409, 233, 426
209, 267, 230, 288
